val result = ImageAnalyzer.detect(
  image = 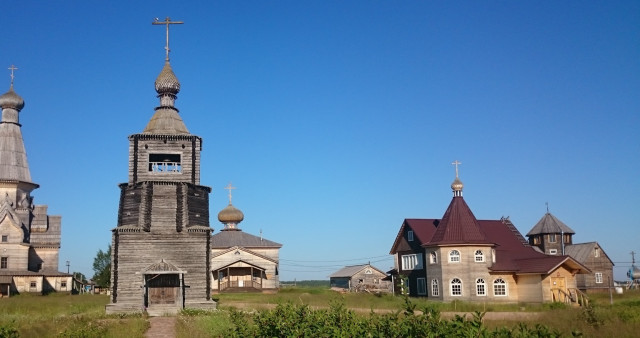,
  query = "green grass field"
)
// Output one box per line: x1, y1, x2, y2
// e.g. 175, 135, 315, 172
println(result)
1, 287, 639, 337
